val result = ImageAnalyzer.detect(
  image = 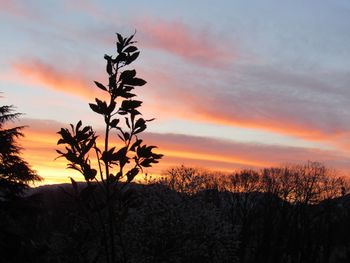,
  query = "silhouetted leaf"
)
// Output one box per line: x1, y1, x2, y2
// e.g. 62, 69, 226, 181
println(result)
110, 118, 120, 128
135, 118, 145, 127
107, 101, 116, 114
126, 51, 139, 65
104, 55, 113, 75
126, 168, 139, 182
84, 168, 97, 180
125, 32, 136, 45
115, 146, 128, 159
134, 118, 146, 134
123, 92, 136, 99
81, 125, 90, 133
125, 117, 131, 128
130, 139, 142, 152
140, 159, 153, 167
116, 42, 123, 53
89, 103, 102, 114
67, 163, 82, 172
116, 33, 124, 44
153, 153, 163, 159
56, 149, 64, 155
94, 81, 107, 91
101, 147, 116, 164
76, 120, 82, 133
123, 132, 130, 141
57, 128, 73, 144
113, 146, 129, 167
89, 99, 109, 115
81, 137, 95, 155
124, 86, 134, 92
120, 70, 136, 82
57, 139, 65, 145
116, 53, 127, 62
128, 78, 146, 86
124, 46, 138, 53
121, 100, 142, 110
137, 145, 157, 158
